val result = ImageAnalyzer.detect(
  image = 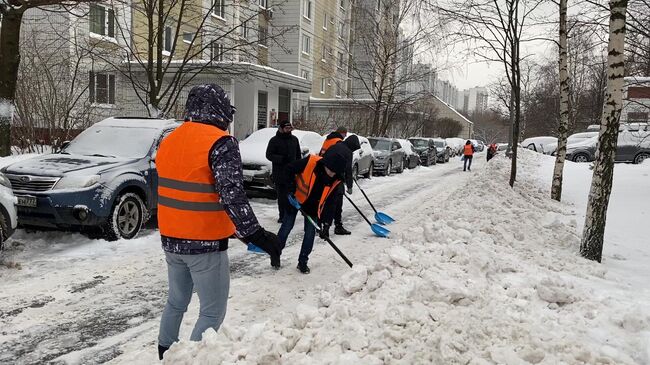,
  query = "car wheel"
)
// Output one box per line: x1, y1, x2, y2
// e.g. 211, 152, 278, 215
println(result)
385, 160, 392, 176
396, 159, 404, 173
104, 192, 146, 241
634, 152, 650, 164
573, 153, 590, 163
363, 162, 373, 178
